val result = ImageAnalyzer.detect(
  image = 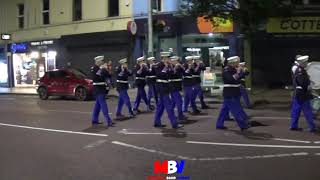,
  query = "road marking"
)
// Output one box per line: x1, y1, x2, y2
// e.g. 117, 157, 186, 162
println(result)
271, 138, 312, 144
112, 141, 184, 158
252, 116, 291, 120
186, 141, 320, 149
0, 98, 16, 101
84, 140, 108, 149
118, 129, 216, 135
47, 109, 112, 115
112, 140, 310, 161
0, 123, 108, 137
313, 141, 320, 144
315, 153, 320, 156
